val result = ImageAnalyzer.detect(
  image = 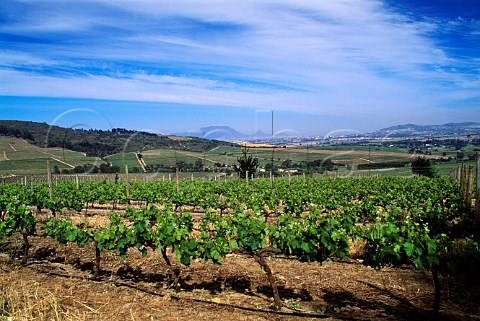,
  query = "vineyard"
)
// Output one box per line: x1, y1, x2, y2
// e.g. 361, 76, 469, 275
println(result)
1, 176, 479, 320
